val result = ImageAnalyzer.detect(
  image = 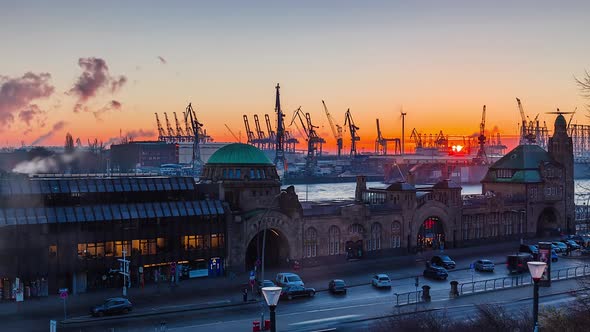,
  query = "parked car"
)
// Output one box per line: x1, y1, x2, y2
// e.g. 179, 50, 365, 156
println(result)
507, 253, 533, 274
90, 298, 132, 317
431, 255, 456, 269
280, 285, 316, 300
552, 241, 568, 253
560, 239, 581, 250
551, 243, 562, 253
275, 273, 304, 287
328, 279, 347, 294
371, 274, 392, 288
551, 249, 559, 262
474, 259, 495, 272
423, 264, 448, 280
566, 235, 590, 247
257, 279, 276, 295
519, 244, 539, 255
